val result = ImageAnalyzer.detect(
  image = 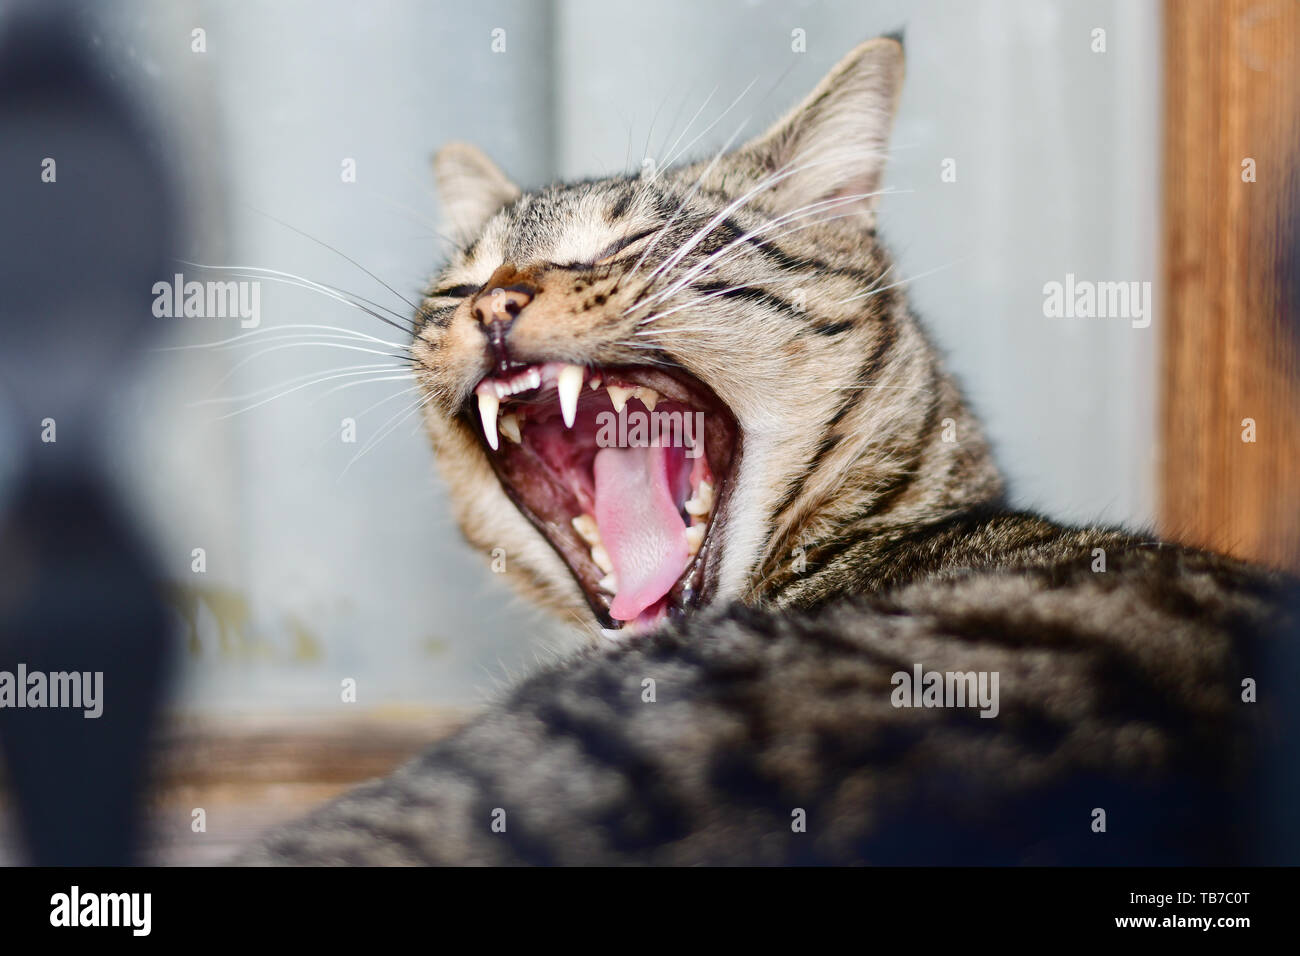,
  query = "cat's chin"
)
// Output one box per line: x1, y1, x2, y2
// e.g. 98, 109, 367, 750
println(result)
464, 361, 739, 634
